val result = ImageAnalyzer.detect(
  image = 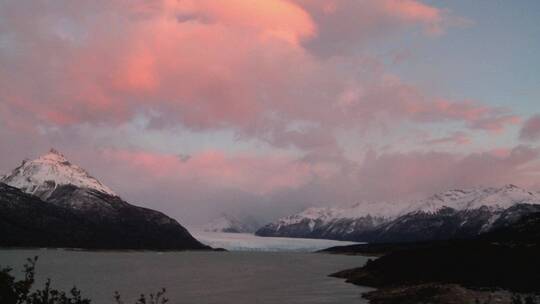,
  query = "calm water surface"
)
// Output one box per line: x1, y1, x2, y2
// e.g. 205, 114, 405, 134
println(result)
0, 249, 371, 304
